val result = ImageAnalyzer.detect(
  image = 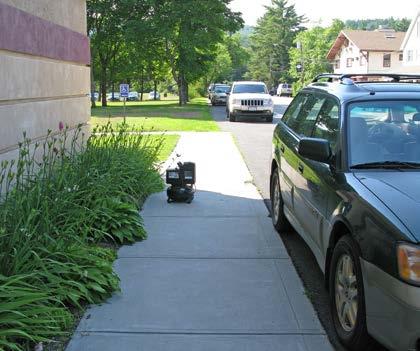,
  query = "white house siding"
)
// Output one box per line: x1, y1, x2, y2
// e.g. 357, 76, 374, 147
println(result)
334, 50, 402, 74
333, 45, 369, 74
367, 52, 403, 73
400, 14, 420, 73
